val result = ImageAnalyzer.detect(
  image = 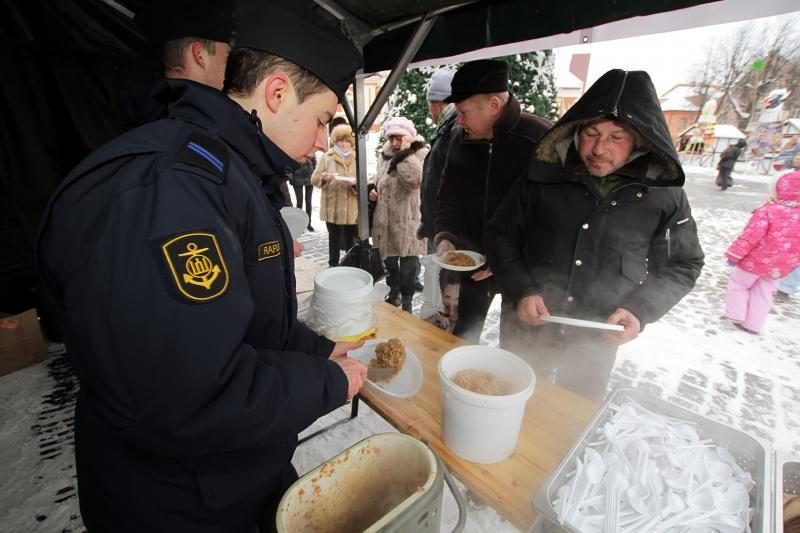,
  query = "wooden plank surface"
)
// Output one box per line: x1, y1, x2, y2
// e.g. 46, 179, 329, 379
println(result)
363, 302, 599, 531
